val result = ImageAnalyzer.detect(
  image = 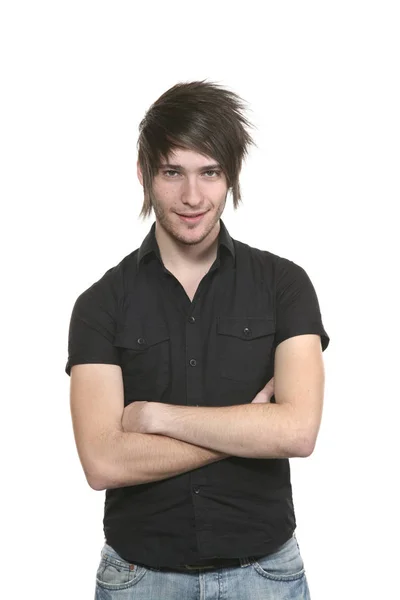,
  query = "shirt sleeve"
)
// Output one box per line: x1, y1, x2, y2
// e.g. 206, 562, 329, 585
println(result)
65, 270, 121, 376
275, 257, 330, 351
